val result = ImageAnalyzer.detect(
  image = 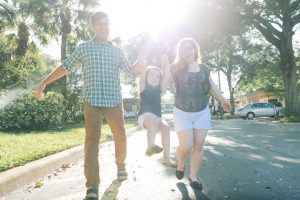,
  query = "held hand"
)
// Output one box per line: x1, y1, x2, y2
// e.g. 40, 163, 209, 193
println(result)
35, 82, 46, 100
138, 44, 148, 58
221, 100, 232, 113
161, 54, 170, 73
161, 54, 169, 66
